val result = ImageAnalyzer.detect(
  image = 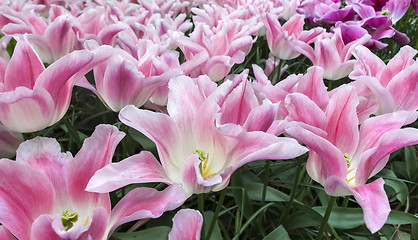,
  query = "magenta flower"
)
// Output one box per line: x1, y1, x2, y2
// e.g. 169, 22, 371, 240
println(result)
285, 85, 418, 233
0, 38, 111, 132
86, 75, 307, 197
0, 124, 186, 239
